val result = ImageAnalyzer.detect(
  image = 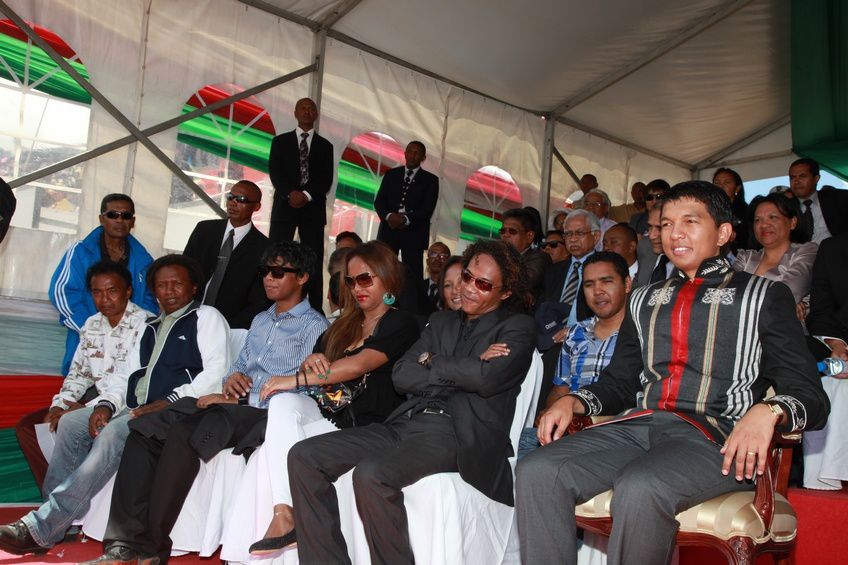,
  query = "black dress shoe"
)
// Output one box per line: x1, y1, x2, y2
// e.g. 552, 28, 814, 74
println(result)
248, 529, 297, 555
0, 520, 48, 555
78, 544, 148, 565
